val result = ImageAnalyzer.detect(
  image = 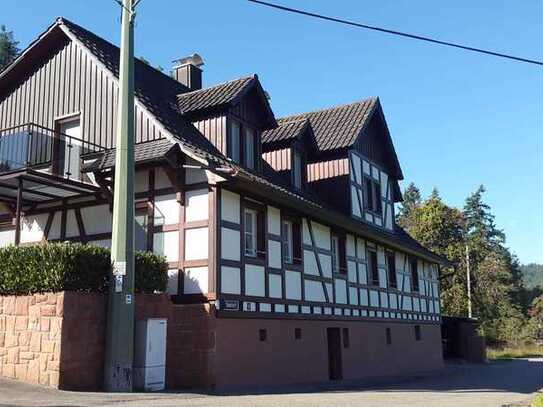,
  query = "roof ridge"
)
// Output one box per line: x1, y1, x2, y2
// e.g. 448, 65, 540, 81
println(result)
280, 97, 378, 120
57, 17, 187, 90
177, 74, 256, 97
